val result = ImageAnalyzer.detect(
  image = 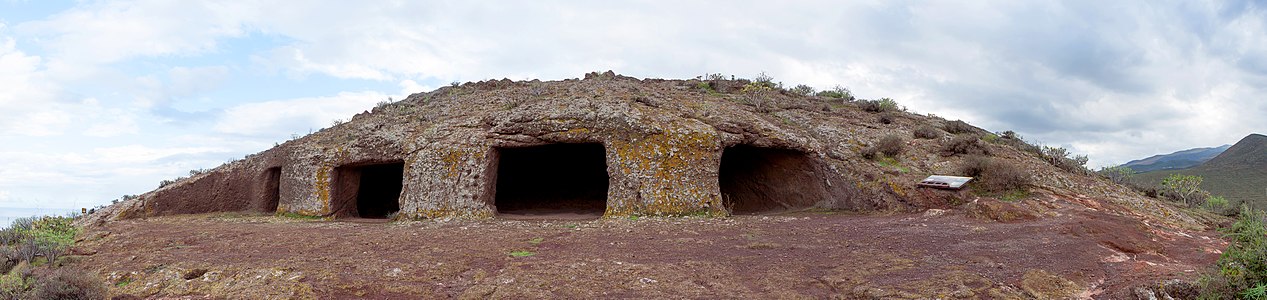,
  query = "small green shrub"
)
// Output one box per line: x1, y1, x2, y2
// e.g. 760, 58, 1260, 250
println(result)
1200, 206, 1267, 298
1099, 165, 1135, 184
913, 125, 940, 139
943, 120, 976, 134
789, 84, 815, 96
862, 135, 905, 159
859, 98, 899, 113
1040, 146, 1089, 174
940, 134, 990, 156
1206, 196, 1229, 211
815, 85, 854, 100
